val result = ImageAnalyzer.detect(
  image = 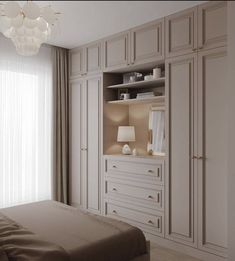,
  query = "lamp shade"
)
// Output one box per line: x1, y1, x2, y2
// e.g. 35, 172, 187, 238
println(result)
117, 126, 135, 142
